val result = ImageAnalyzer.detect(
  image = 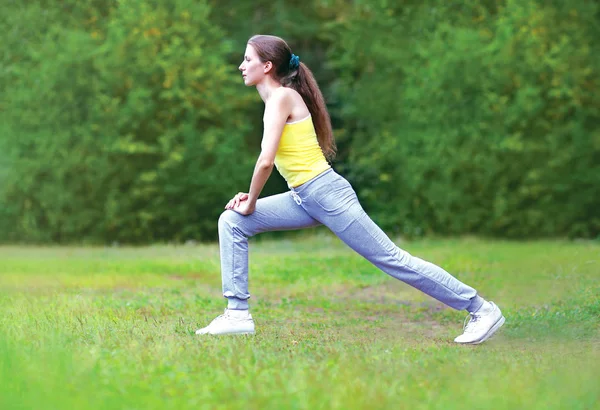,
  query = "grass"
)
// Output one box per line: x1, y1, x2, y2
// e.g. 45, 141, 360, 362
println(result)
0, 234, 598, 409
